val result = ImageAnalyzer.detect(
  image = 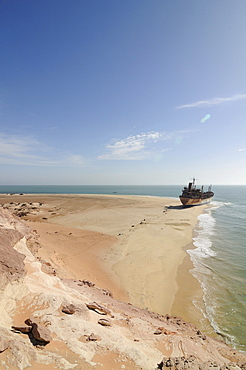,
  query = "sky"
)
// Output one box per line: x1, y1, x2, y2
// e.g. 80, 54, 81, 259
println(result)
1, 0, 246, 185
